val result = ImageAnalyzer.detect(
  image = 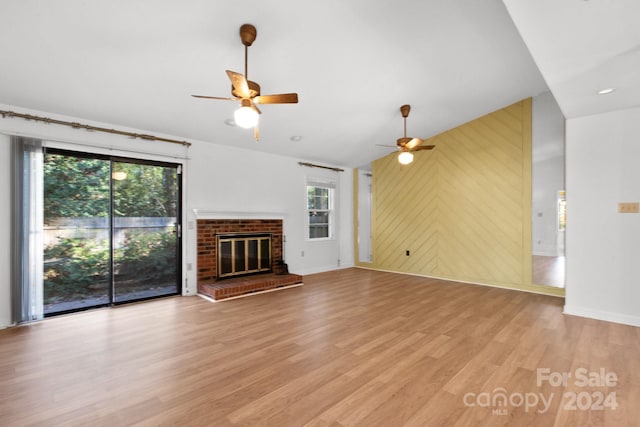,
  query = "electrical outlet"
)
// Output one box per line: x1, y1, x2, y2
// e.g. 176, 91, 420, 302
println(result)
618, 202, 640, 213
301, 250, 305, 257
406, 250, 410, 256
